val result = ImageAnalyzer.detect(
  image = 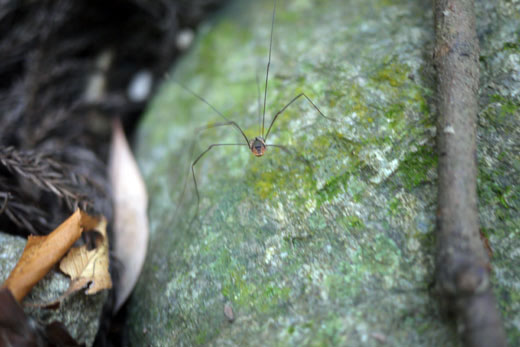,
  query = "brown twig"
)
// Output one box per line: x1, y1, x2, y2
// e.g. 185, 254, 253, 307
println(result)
433, 0, 506, 346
